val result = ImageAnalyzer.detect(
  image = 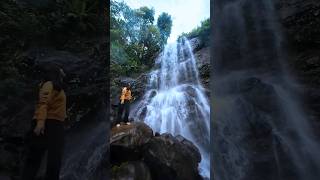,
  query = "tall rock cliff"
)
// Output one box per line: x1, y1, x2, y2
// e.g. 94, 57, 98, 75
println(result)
277, 0, 320, 136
